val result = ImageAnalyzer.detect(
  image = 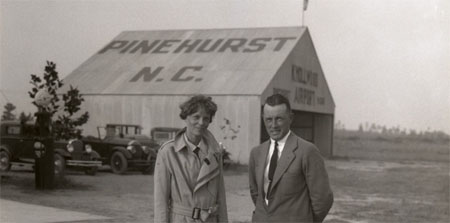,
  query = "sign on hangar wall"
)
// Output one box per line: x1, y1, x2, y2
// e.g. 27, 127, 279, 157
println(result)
262, 29, 335, 114
62, 27, 334, 113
